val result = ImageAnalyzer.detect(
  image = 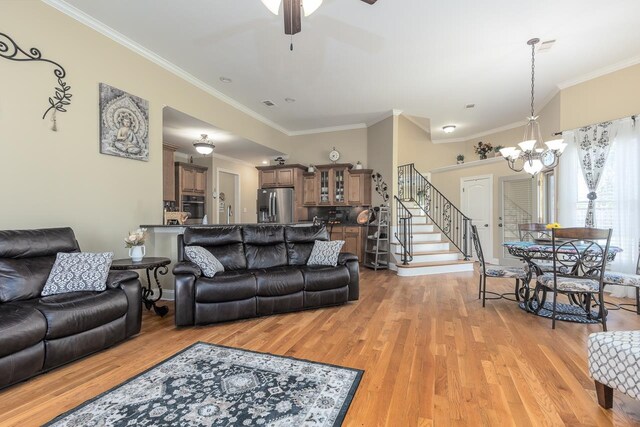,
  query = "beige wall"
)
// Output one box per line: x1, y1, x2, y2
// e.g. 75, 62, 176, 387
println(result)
367, 116, 396, 207
561, 63, 640, 131
288, 128, 368, 167
0, 1, 291, 257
